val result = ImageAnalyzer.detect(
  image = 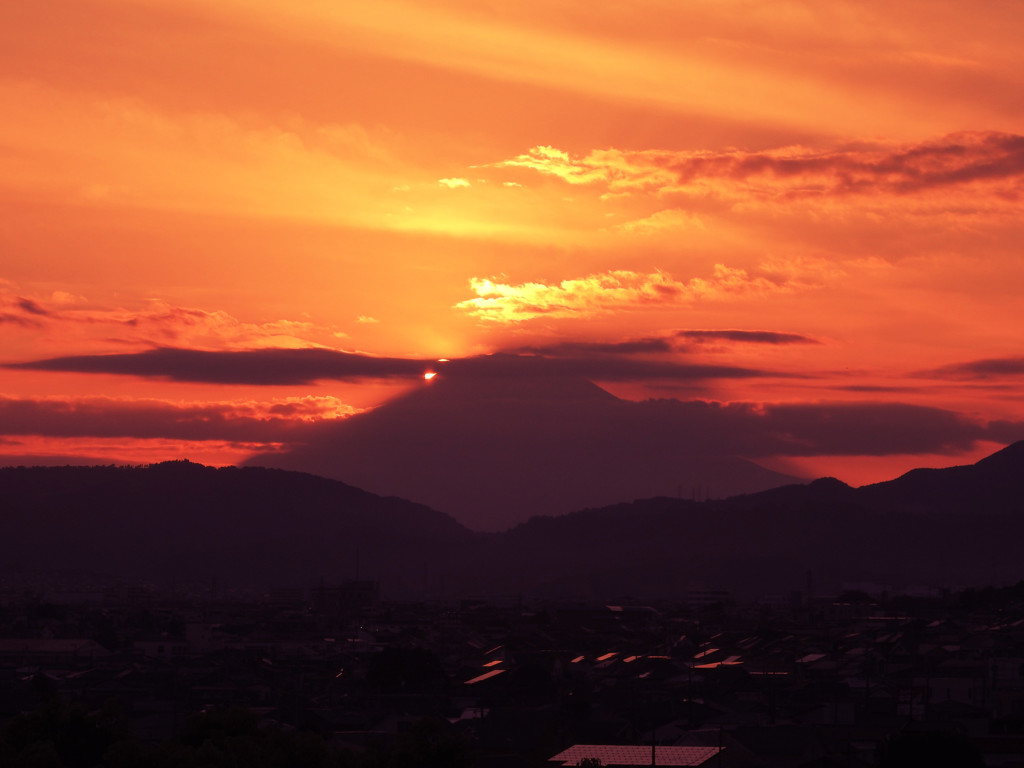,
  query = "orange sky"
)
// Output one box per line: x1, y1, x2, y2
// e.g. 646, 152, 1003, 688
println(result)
3, 0, 1024, 486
